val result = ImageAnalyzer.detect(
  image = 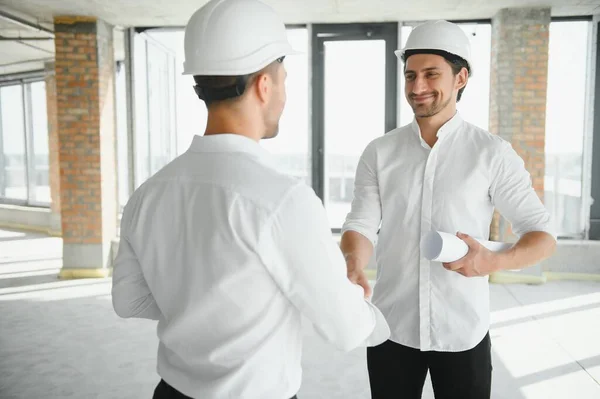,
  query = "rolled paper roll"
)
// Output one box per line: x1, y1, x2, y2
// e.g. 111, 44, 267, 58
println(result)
421, 230, 513, 263
422, 231, 468, 262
